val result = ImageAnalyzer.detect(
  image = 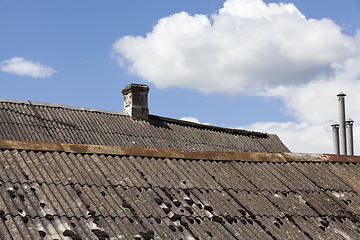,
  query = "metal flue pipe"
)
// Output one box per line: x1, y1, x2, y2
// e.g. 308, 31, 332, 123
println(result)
331, 122, 340, 155
346, 118, 354, 156
337, 92, 347, 155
